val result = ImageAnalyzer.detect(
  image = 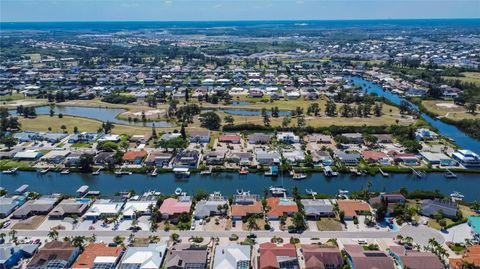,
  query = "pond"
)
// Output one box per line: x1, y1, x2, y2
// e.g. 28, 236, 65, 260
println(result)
10, 106, 172, 127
